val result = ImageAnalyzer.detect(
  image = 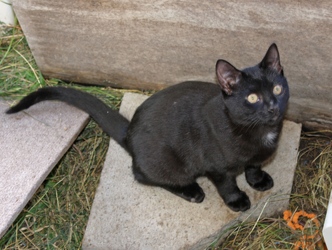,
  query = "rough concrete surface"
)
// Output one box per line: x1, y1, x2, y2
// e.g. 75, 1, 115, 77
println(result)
0, 100, 89, 238
83, 93, 302, 250
12, 0, 332, 129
